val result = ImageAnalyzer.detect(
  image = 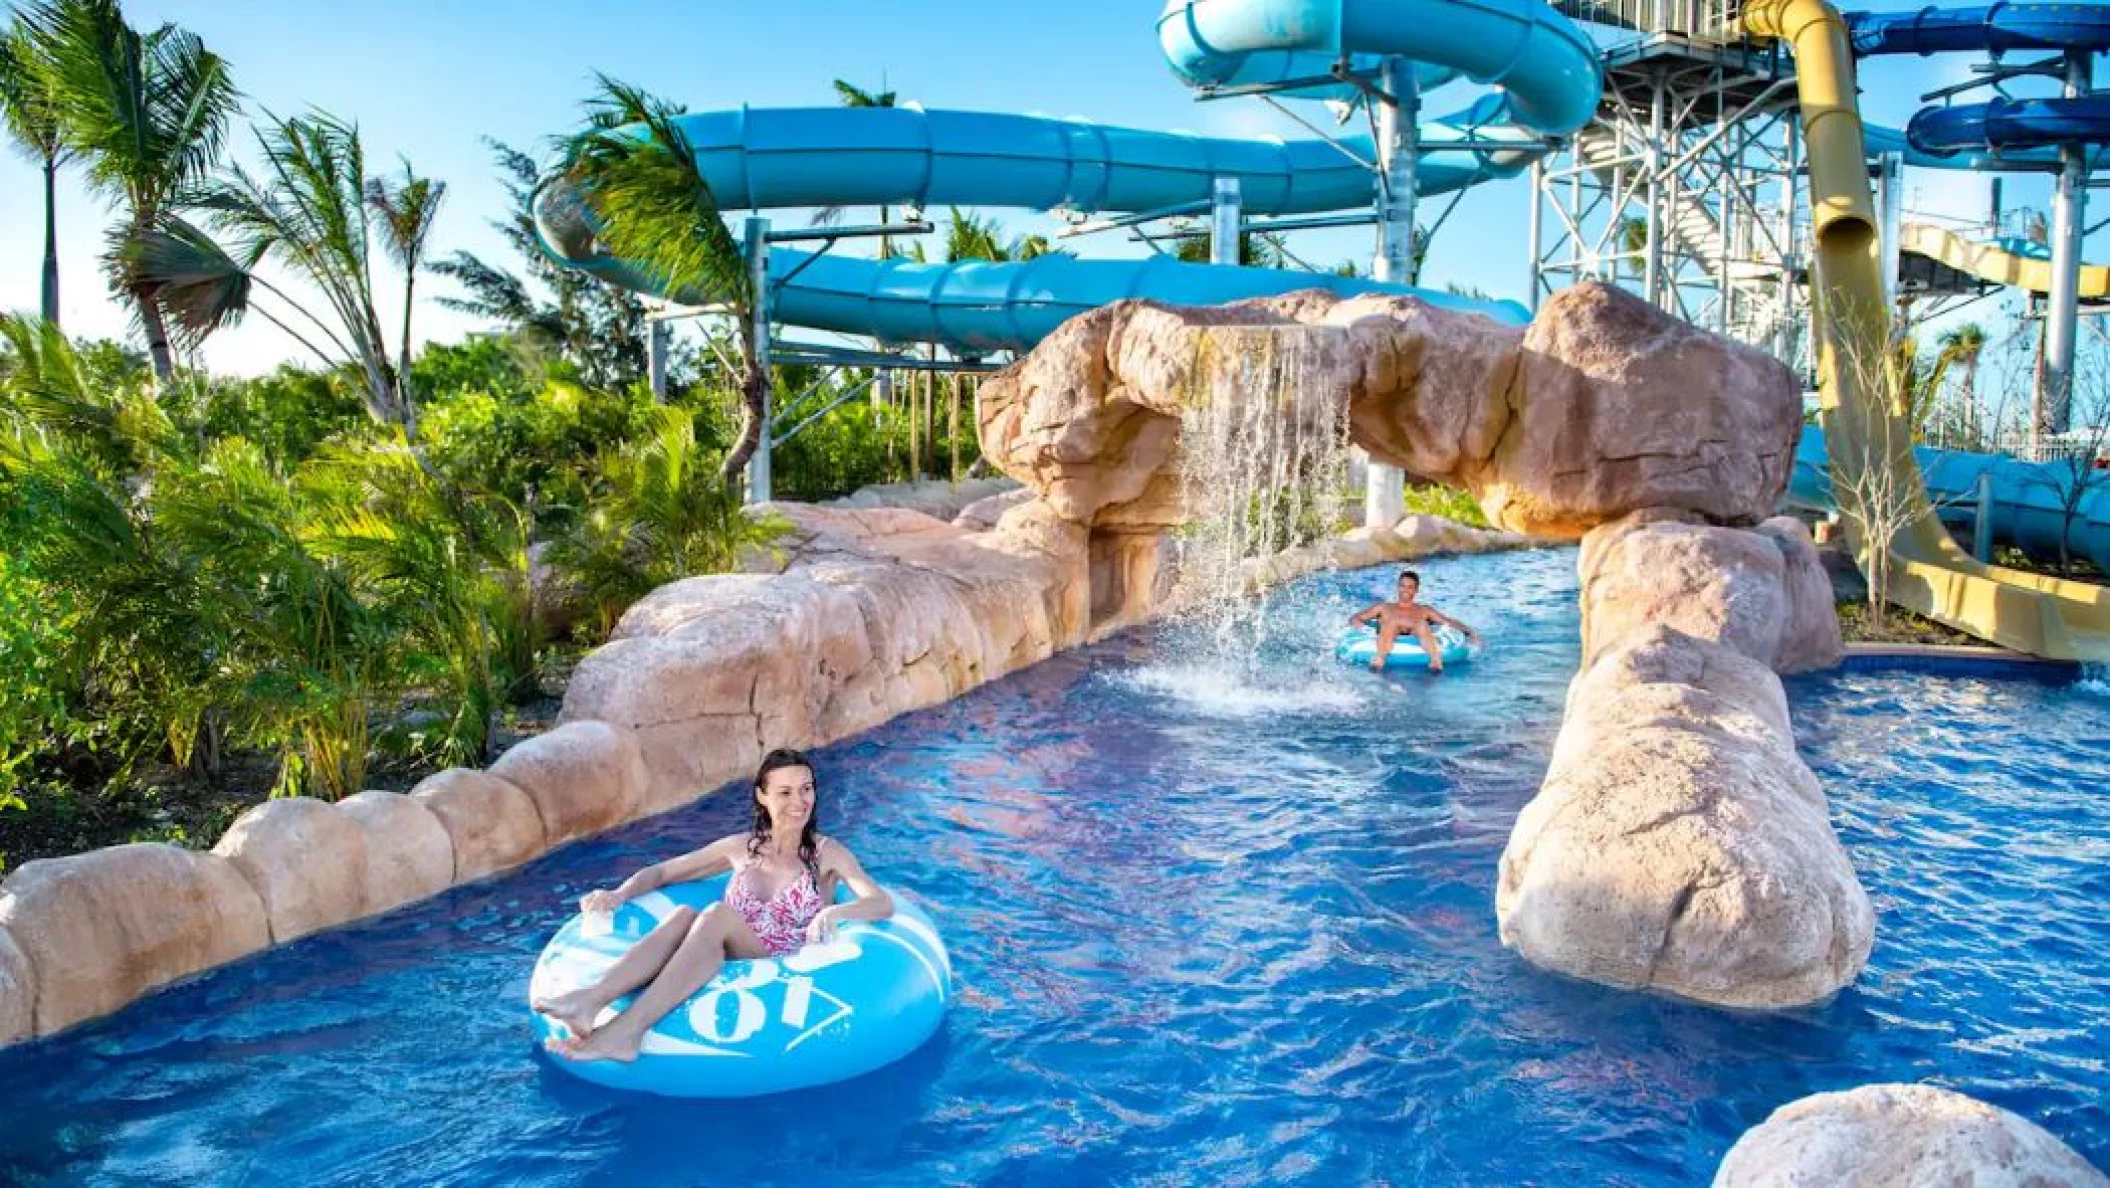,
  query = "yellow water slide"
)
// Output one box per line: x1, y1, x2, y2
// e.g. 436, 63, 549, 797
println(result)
1900, 221, 2110, 297
1743, 0, 2110, 662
